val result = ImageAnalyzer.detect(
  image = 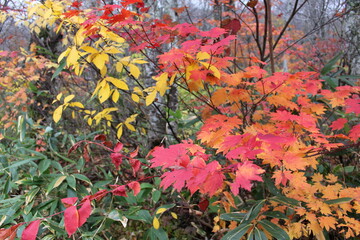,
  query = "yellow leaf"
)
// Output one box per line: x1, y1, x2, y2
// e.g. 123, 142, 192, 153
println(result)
155, 72, 169, 96
209, 65, 221, 79
156, 208, 167, 214
54, 175, 67, 188
153, 217, 160, 230
53, 106, 63, 123
58, 47, 70, 63
131, 93, 140, 103
200, 62, 221, 79
197, 52, 210, 60
112, 90, 120, 103
67, 46, 80, 67
98, 83, 111, 103
120, 56, 131, 65
129, 64, 140, 79
125, 114, 138, 125
87, 117, 93, 126
117, 124, 123, 138
116, 62, 123, 72
132, 59, 148, 64
64, 94, 75, 103
81, 46, 98, 54
106, 77, 129, 90
125, 123, 135, 131
75, 27, 86, 46
100, 65, 107, 77
56, 93, 63, 101
69, 102, 84, 108
133, 87, 144, 96
170, 212, 178, 219
185, 63, 198, 81
100, 27, 125, 43
169, 74, 176, 85
146, 90, 157, 106
104, 46, 122, 54
93, 53, 109, 71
